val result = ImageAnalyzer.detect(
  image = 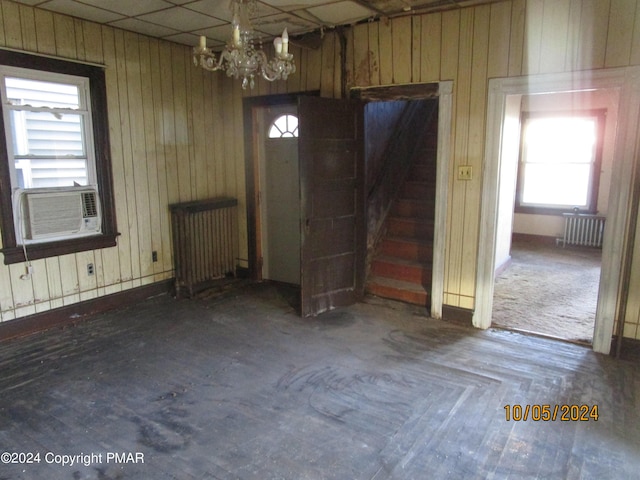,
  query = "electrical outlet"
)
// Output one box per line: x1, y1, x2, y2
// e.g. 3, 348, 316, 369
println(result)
87, 263, 95, 276
152, 251, 158, 262
458, 165, 473, 180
